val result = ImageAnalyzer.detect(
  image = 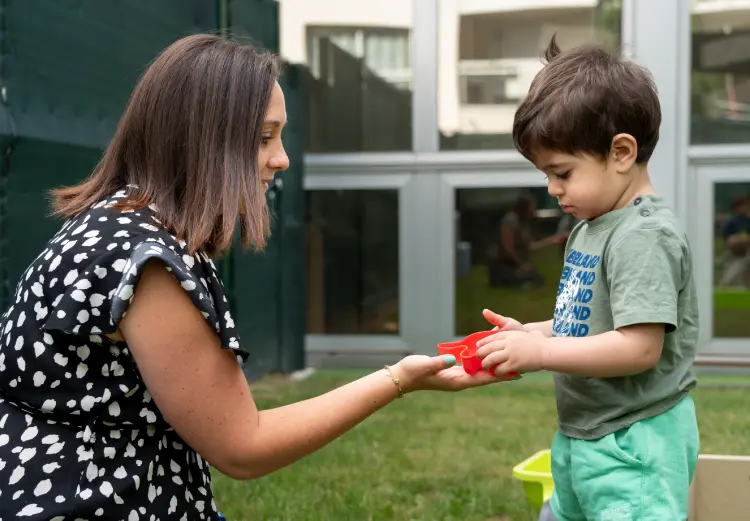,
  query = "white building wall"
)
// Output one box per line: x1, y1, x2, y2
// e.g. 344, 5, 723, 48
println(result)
440, 8, 598, 135
460, 0, 597, 15
279, 0, 603, 137
278, 0, 413, 64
